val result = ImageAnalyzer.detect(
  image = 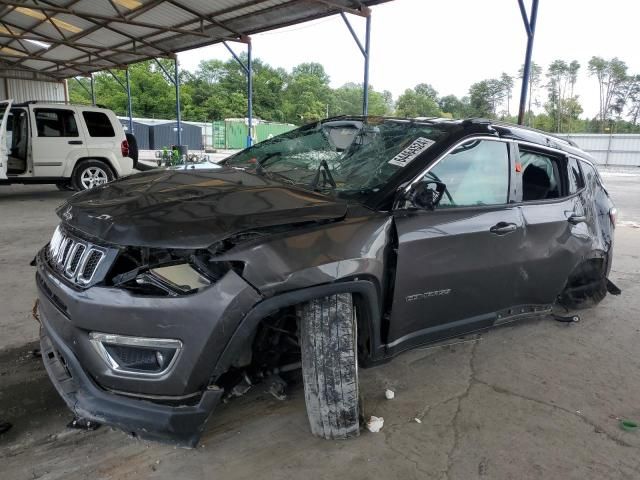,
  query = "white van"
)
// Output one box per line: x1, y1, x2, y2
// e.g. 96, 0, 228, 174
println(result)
0, 100, 134, 191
